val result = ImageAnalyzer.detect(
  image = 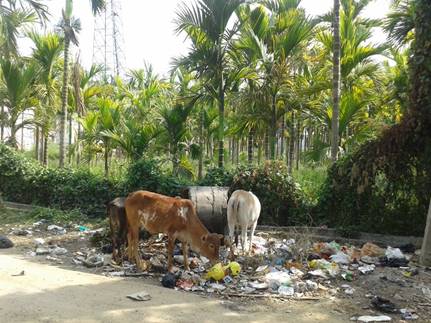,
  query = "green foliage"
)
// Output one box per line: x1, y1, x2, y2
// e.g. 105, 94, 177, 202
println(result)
198, 166, 234, 187
293, 165, 327, 205
229, 161, 306, 226
315, 0, 431, 237
121, 158, 181, 197
0, 144, 117, 217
